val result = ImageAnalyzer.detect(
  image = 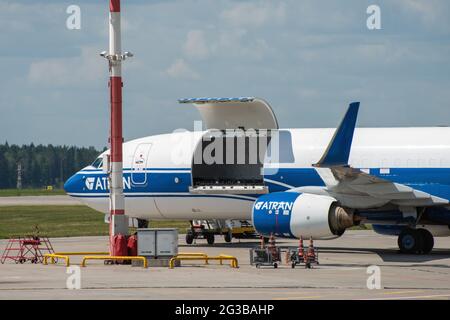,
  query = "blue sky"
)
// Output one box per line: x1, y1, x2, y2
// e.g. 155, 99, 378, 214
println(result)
1, 0, 449, 148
